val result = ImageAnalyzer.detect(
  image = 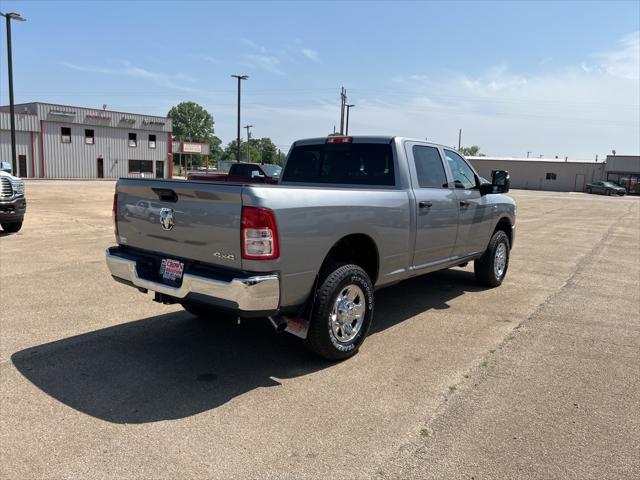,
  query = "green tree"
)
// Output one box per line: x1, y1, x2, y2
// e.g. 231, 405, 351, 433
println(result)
460, 145, 485, 156
167, 101, 215, 142
258, 138, 278, 164
208, 135, 223, 162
